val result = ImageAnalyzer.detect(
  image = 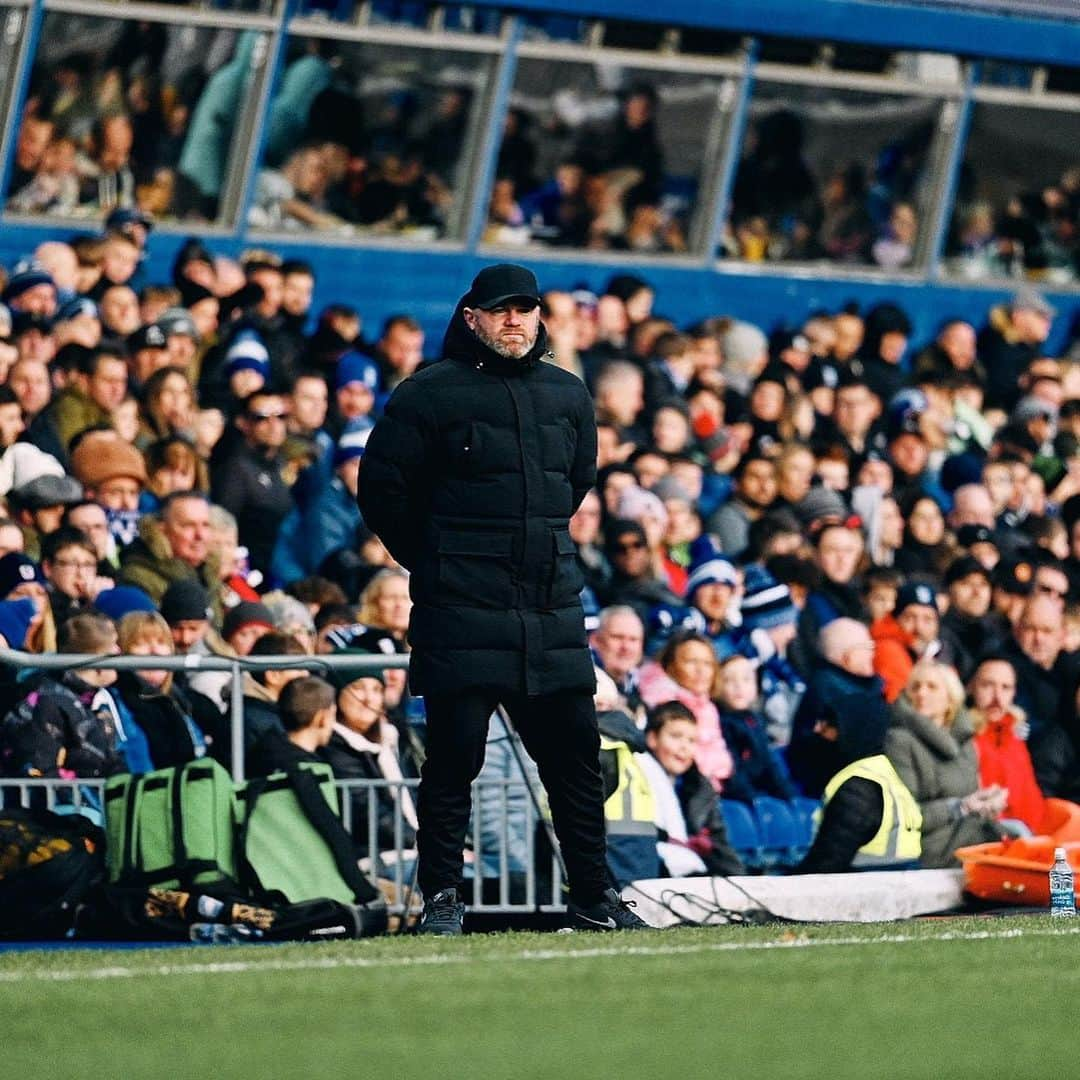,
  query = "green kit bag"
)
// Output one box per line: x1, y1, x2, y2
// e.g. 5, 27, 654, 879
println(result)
104, 758, 237, 889
236, 762, 379, 906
